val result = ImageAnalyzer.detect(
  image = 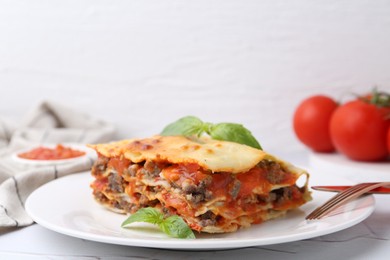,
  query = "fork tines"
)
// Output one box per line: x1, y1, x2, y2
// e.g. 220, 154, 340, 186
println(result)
306, 182, 390, 220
